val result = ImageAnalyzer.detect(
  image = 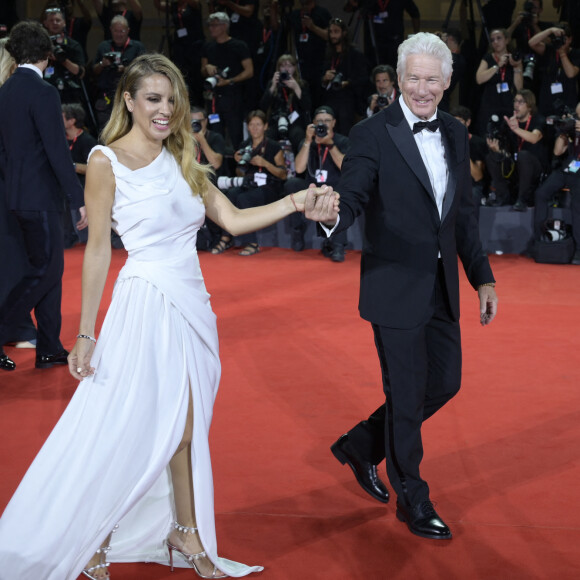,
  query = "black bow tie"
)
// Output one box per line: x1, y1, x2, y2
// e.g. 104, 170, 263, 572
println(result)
413, 119, 440, 134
